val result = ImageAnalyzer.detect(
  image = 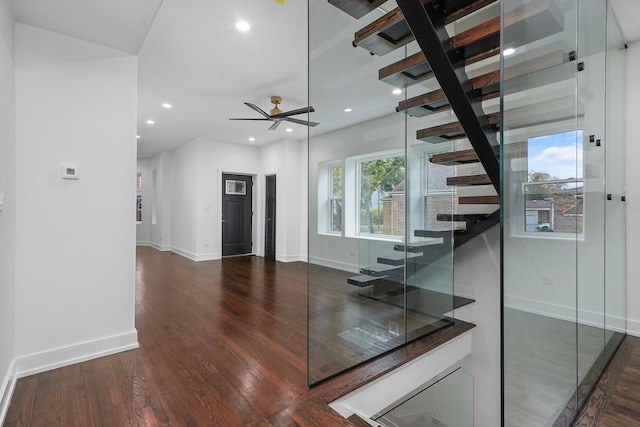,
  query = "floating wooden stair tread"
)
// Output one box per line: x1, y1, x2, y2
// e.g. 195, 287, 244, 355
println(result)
379, 0, 563, 88
347, 274, 387, 286
447, 174, 491, 186
377, 252, 423, 266
414, 228, 466, 237
417, 95, 579, 143
397, 50, 568, 117
459, 195, 500, 204
328, 0, 388, 19
429, 141, 527, 165
393, 241, 442, 252
436, 213, 489, 226
360, 264, 404, 276
354, 0, 497, 56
